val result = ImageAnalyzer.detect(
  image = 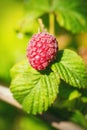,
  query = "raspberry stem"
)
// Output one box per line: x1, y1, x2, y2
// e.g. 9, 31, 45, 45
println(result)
38, 18, 46, 32
49, 13, 55, 35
